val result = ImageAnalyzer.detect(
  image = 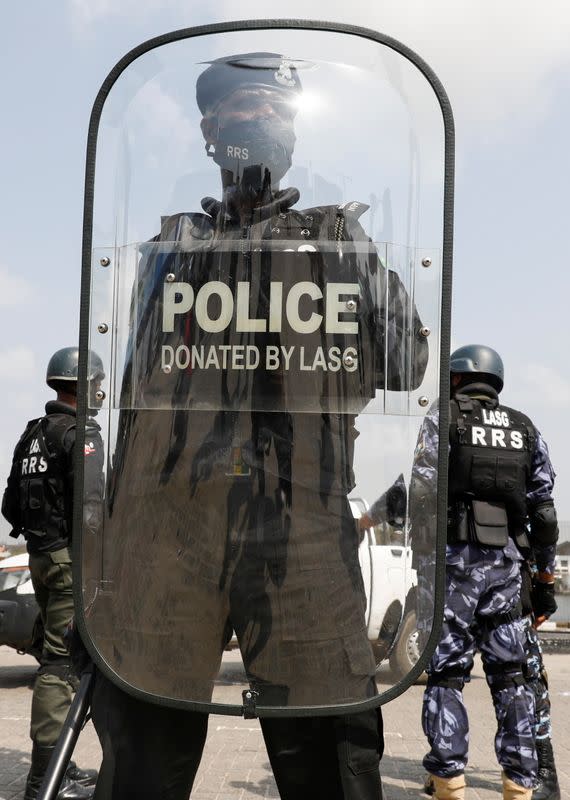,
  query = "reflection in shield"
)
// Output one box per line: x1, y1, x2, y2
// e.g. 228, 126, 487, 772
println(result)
79, 29, 451, 711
